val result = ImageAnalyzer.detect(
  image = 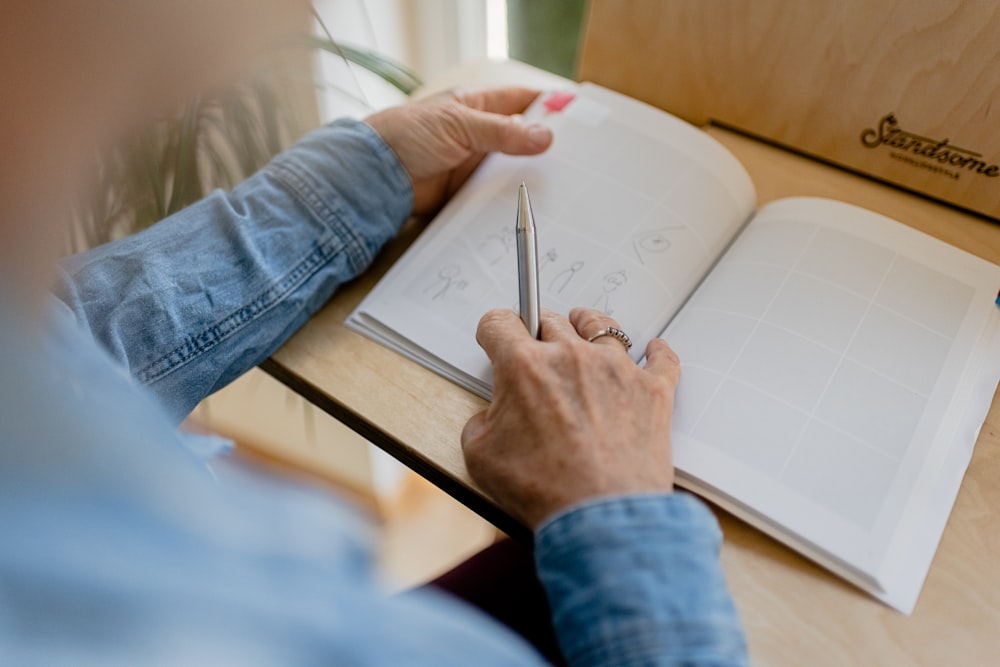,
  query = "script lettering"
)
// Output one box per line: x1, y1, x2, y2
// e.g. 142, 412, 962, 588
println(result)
860, 113, 999, 179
